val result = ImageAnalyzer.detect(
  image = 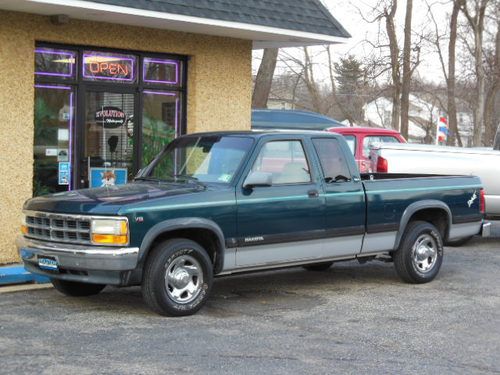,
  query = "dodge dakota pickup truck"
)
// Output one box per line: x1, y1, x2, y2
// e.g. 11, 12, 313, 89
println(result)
18, 131, 490, 316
